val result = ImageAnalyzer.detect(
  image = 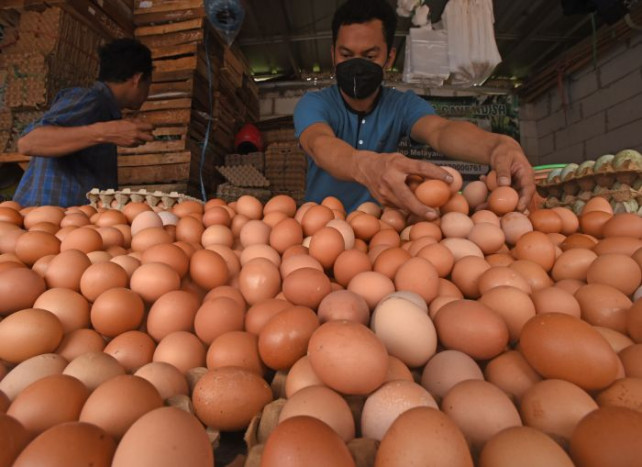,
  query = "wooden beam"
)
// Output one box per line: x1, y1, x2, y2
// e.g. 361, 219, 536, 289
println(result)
118, 151, 191, 166
133, 0, 202, 15
135, 17, 202, 37
118, 163, 190, 184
